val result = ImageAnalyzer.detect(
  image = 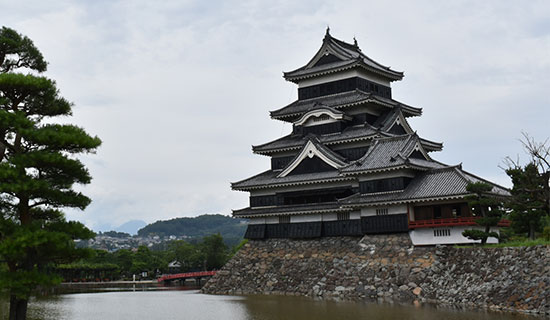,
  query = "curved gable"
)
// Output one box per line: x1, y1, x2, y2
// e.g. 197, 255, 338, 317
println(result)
278, 140, 346, 177
294, 107, 348, 126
